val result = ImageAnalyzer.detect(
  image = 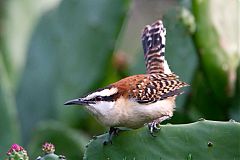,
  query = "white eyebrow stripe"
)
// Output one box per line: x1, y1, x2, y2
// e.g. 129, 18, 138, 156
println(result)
85, 88, 118, 100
